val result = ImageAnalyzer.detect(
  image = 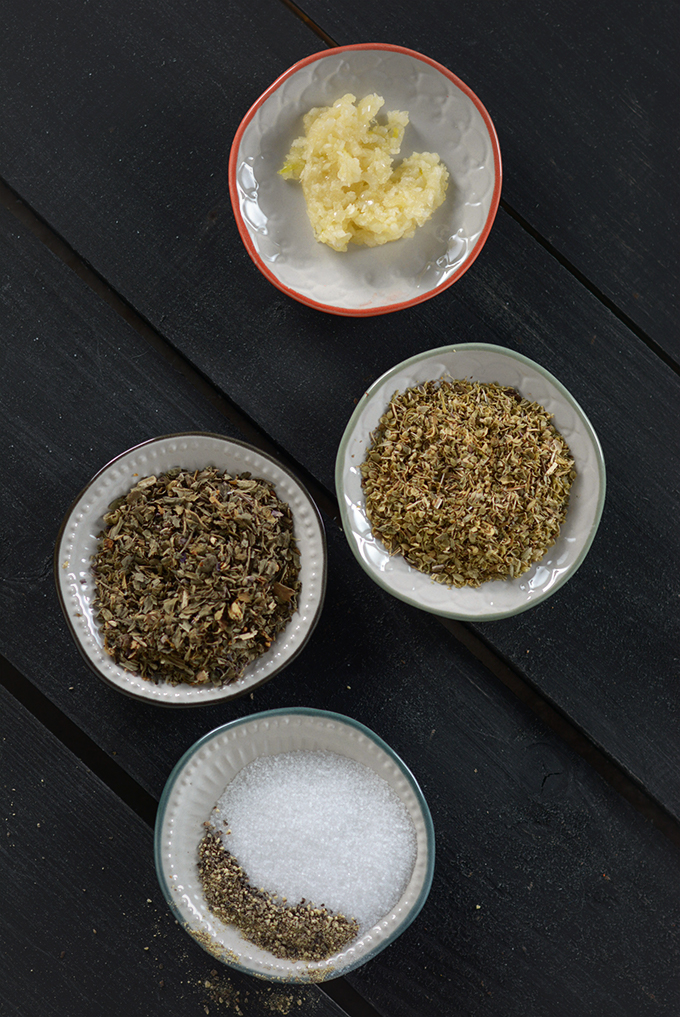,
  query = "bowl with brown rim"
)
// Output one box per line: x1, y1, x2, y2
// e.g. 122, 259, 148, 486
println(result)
55, 432, 326, 705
